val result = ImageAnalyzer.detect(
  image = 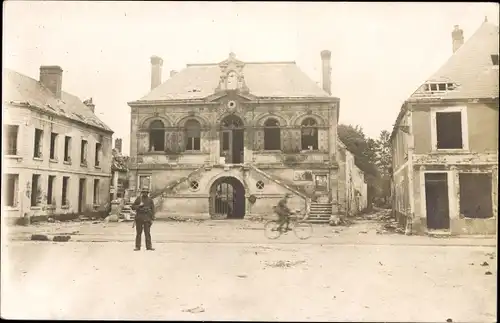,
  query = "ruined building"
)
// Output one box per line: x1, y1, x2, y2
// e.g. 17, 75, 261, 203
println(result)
3, 66, 114, 223
391, 20, 499, 235
110, 138, 130, 201
127, 51, 363, 221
